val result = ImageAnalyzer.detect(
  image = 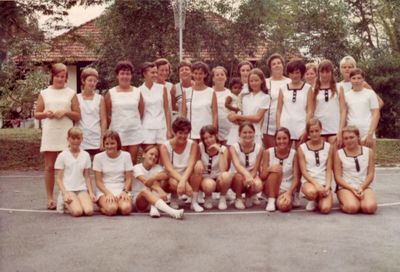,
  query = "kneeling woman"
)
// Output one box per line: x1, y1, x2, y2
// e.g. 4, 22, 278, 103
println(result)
230, 122, 263, 210
334, 126, 377, 214
195, 125, 232, 210
260, 127, 299, 212
160, 117, 203, 212
132, 145, 184, 219
298, 118, 334, 213
93, 131, 133, 216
